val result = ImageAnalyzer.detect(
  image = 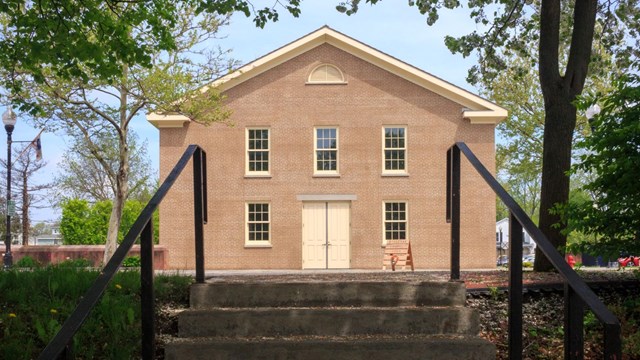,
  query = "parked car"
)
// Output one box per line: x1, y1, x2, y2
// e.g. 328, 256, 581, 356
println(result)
497, 255, 508, 266
618, 255, 639, 268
